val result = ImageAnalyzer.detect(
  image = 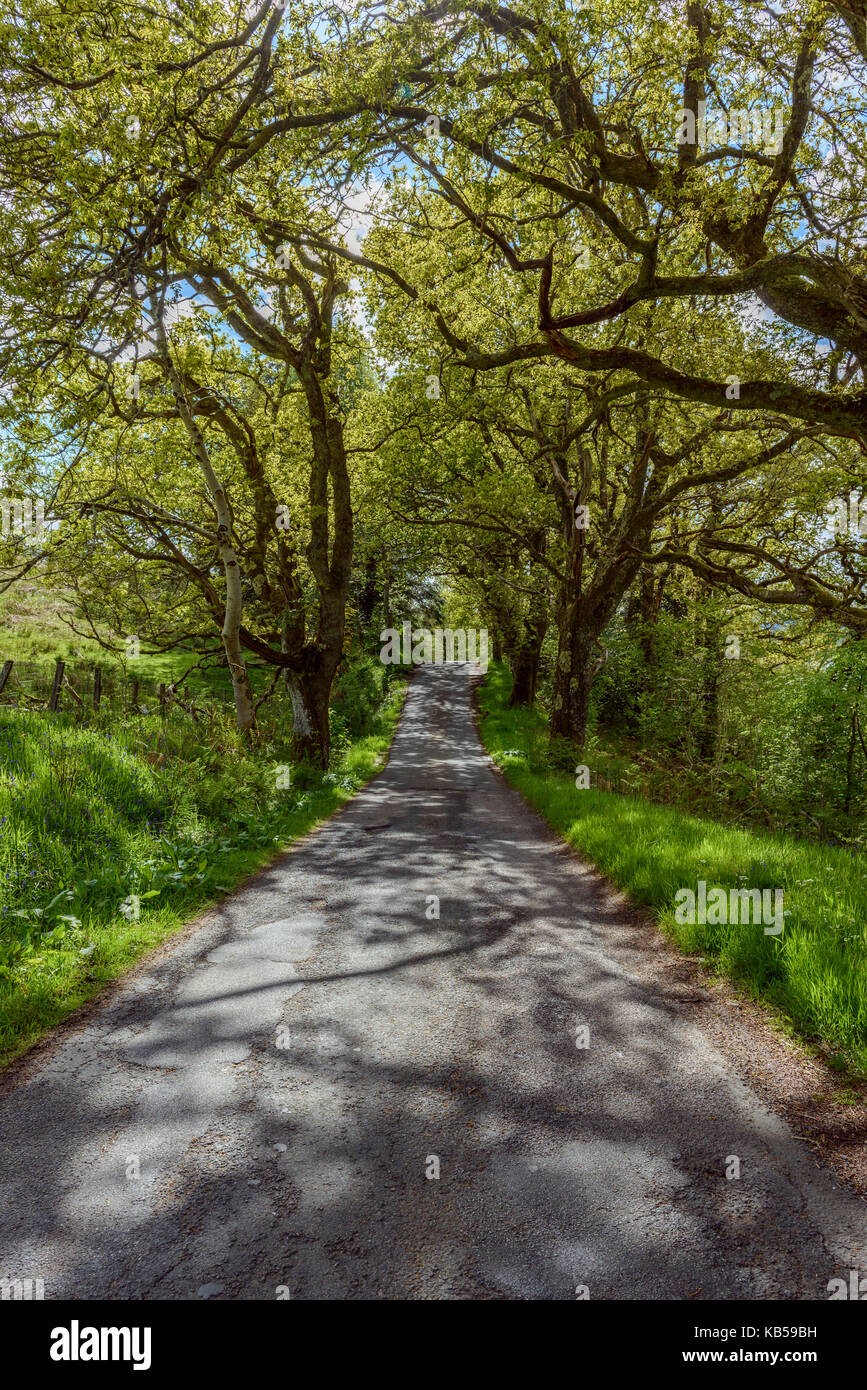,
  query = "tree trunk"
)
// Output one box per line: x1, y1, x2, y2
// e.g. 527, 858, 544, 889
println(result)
285, 360, 353, 768
508, 614, 546, 707
225, 619, 256, 733
550, 602, 600, 750
509, 646, 538, 706
284, 669, 331, 765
